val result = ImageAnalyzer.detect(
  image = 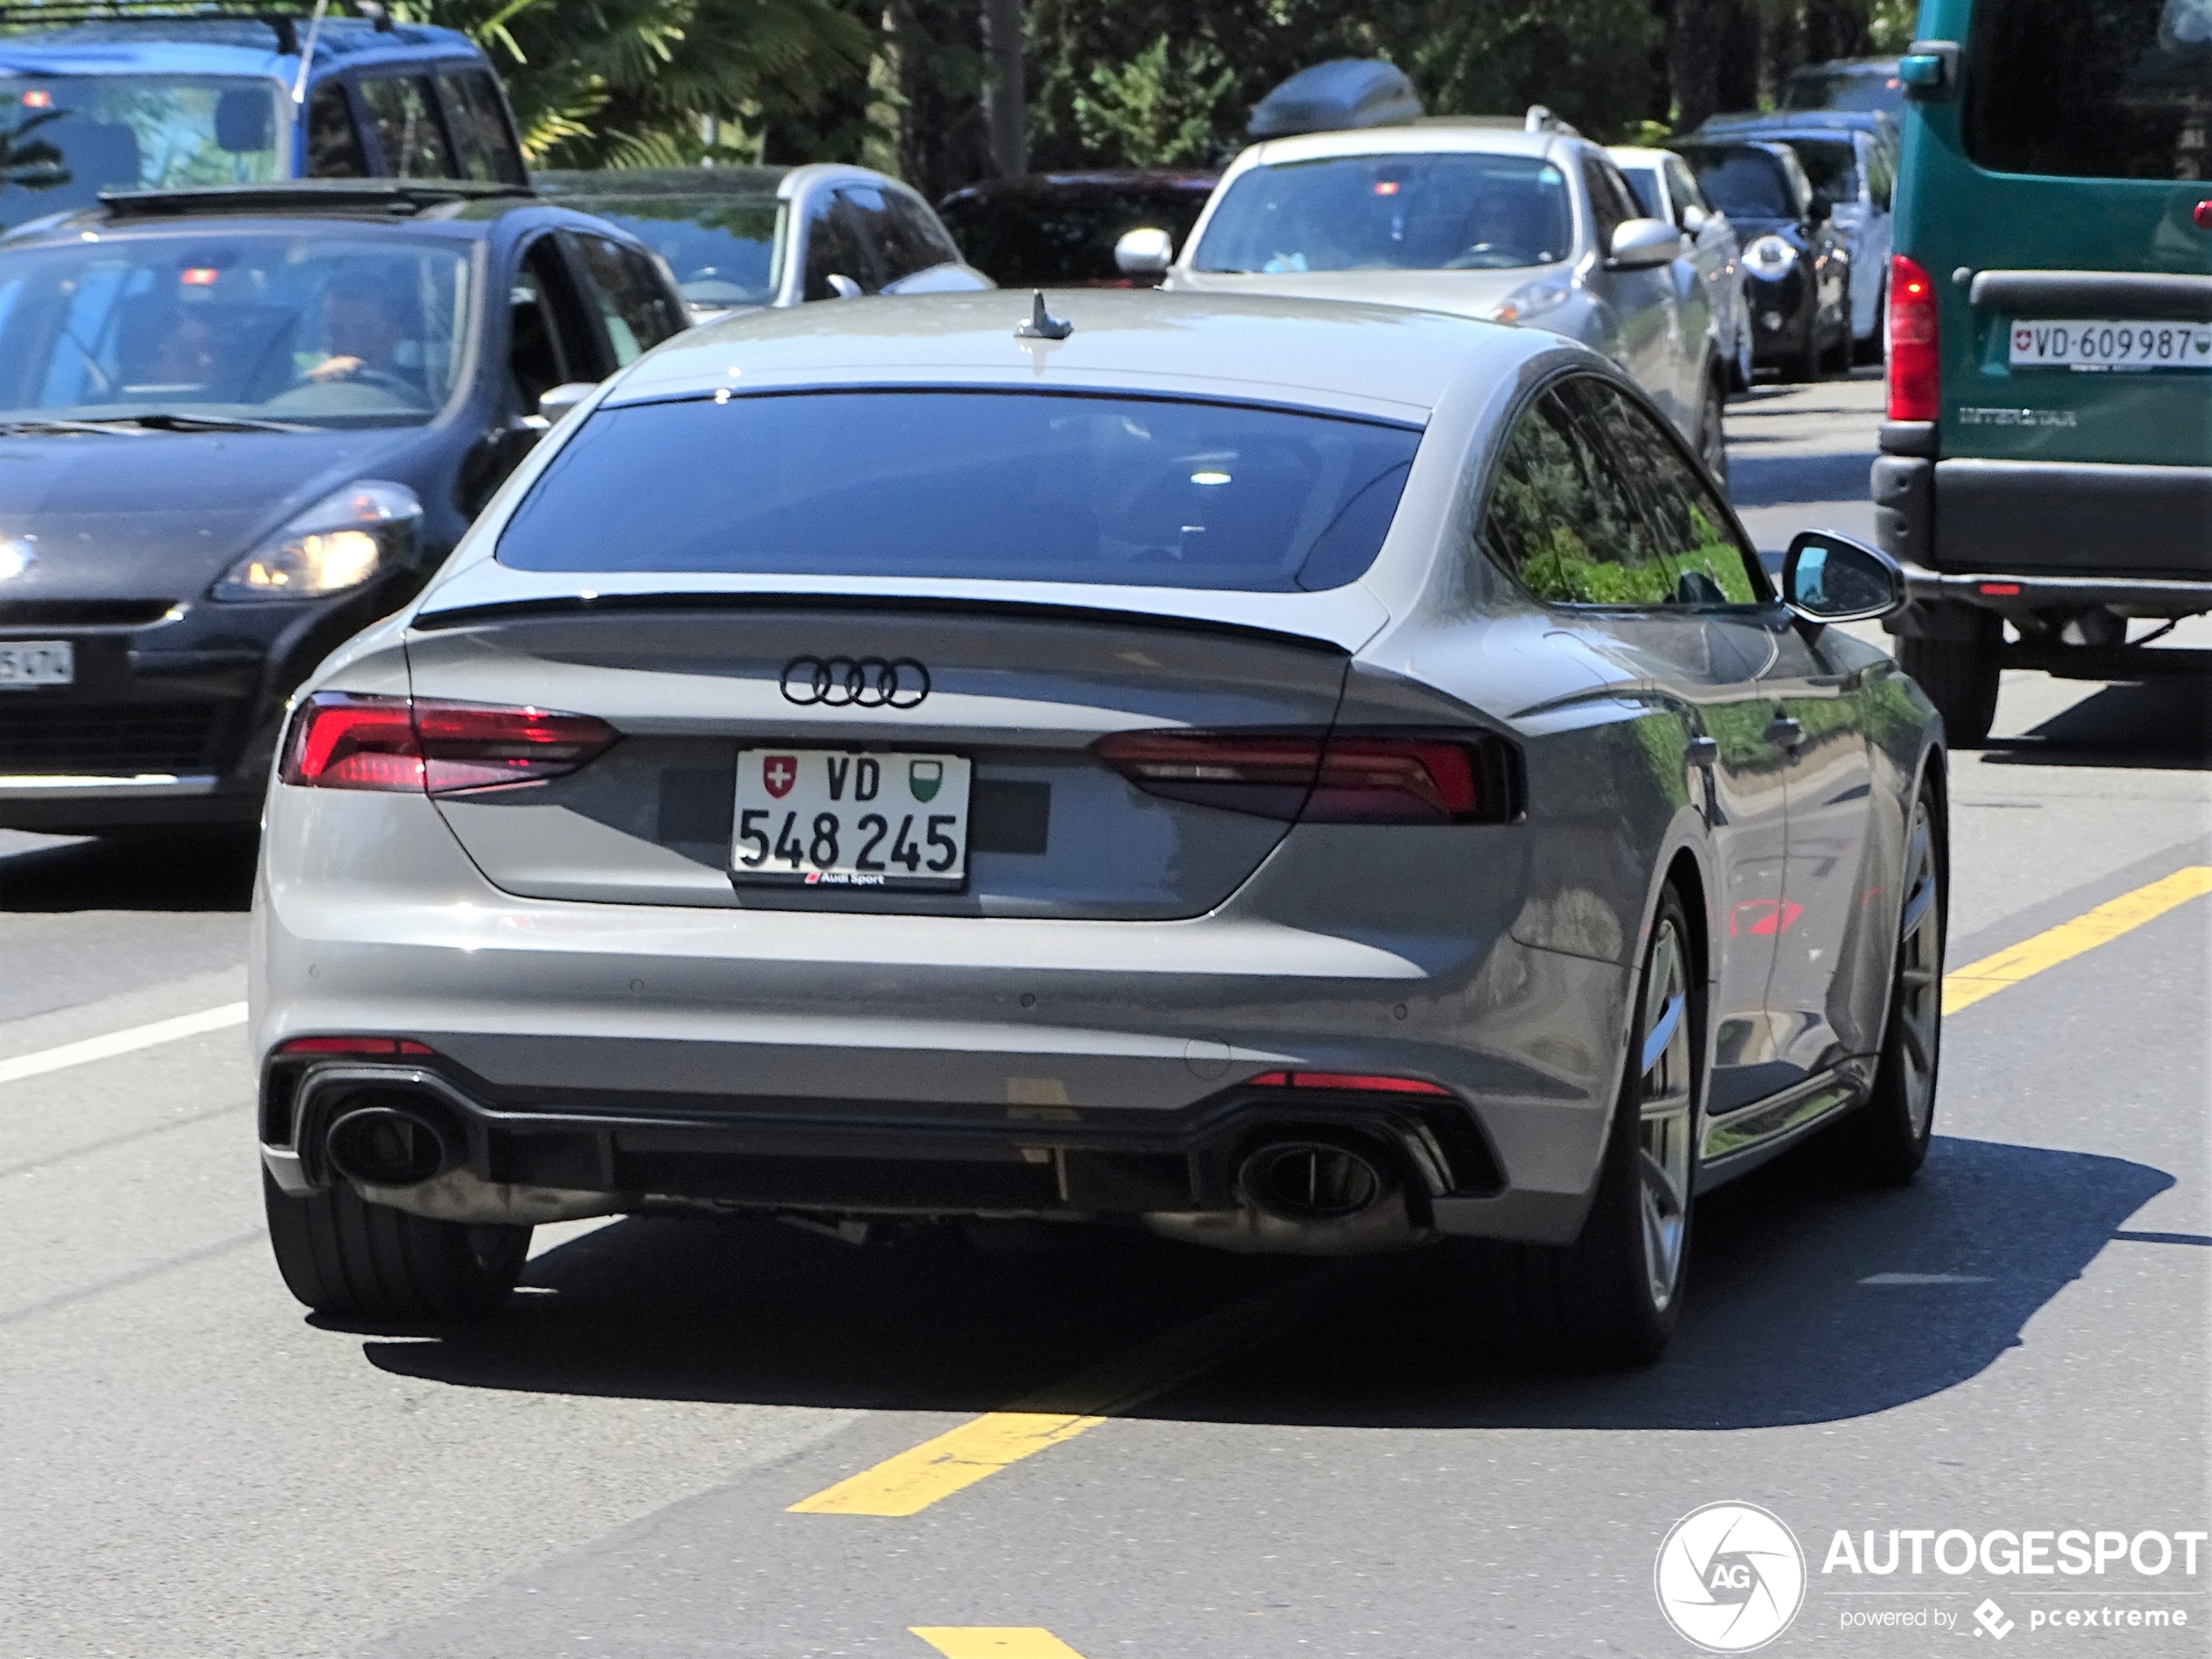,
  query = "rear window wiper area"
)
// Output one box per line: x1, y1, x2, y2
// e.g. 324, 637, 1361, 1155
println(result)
0, 412, 314, 436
